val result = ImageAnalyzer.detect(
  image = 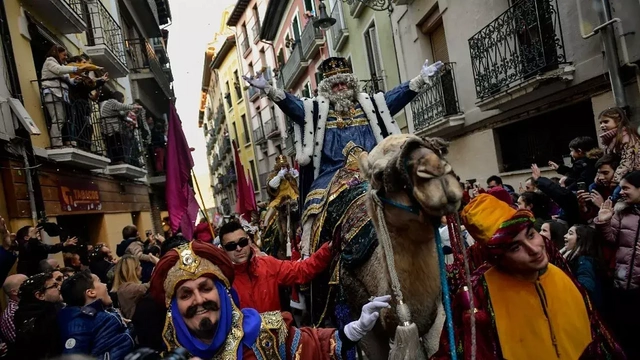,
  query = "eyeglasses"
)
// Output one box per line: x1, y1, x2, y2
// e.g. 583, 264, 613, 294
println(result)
223, 237, 250, 251
43, 283, 60, 291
